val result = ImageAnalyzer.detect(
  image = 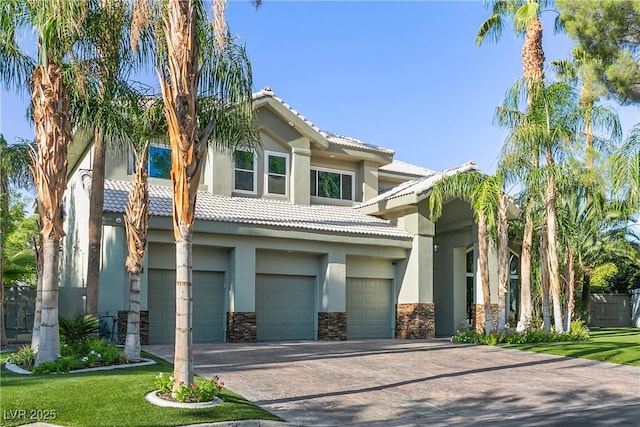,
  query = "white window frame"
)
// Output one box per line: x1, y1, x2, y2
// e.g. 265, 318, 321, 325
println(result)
264, 150, 289, 197
310, 166, 355, 201
232, 149, 257, 194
